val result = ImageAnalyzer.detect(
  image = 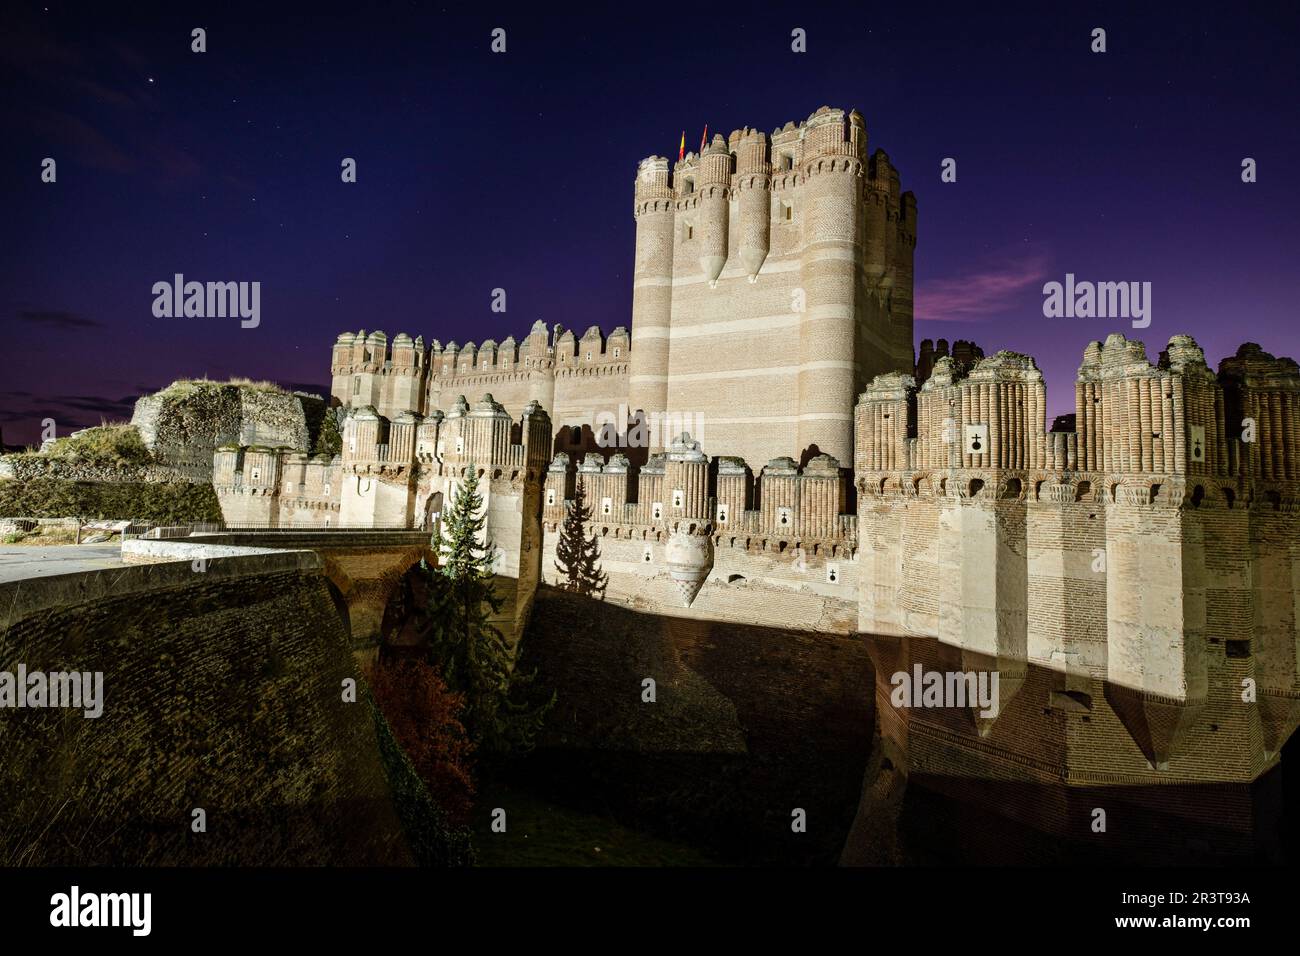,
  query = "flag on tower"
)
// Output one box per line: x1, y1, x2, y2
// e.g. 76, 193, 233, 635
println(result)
700, 124, 708, 151
678, 131, 685, 162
